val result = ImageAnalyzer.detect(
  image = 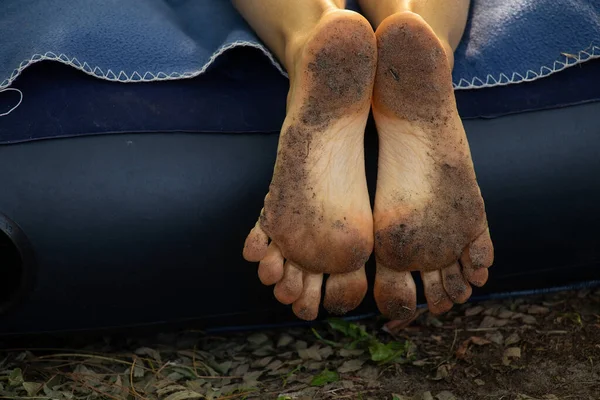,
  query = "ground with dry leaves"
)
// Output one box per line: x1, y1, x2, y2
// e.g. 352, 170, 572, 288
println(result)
0, 287, 598, 400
